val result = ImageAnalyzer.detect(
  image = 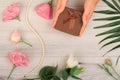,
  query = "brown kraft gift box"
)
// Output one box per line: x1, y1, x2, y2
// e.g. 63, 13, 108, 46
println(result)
54, 7, 83, 36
